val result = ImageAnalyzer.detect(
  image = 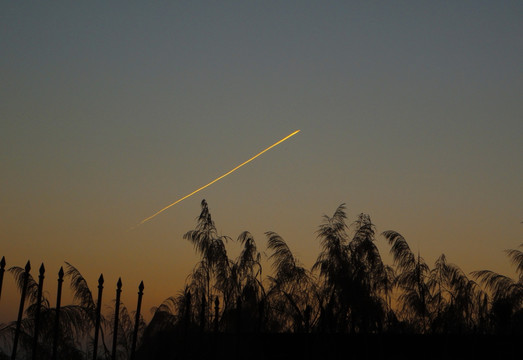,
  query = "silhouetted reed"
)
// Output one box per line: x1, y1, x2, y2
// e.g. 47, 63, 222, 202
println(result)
1, 200, 521, 359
